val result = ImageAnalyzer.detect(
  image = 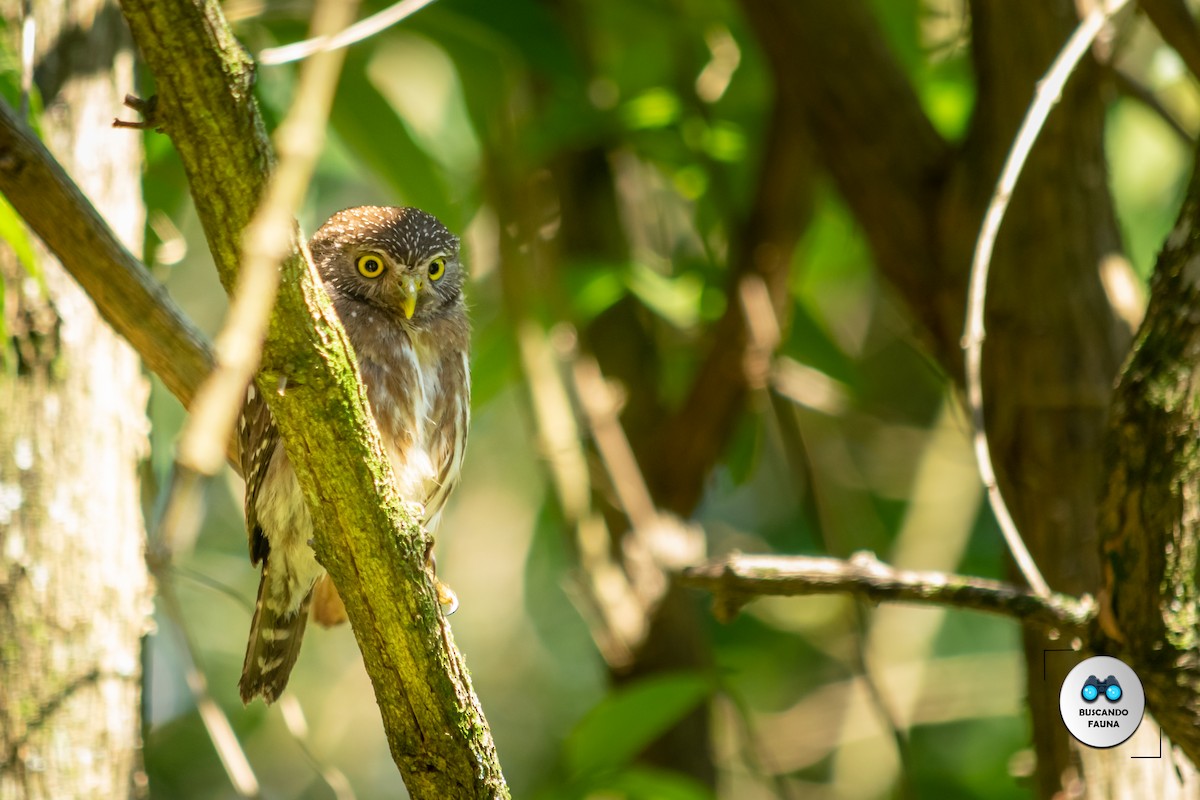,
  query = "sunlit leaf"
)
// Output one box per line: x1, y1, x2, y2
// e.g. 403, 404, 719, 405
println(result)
626, 262, 704, 329
621, 88, 682, 130
562, 261, 628, 322
703, 120, 746, 163
565, 672, 713, 779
